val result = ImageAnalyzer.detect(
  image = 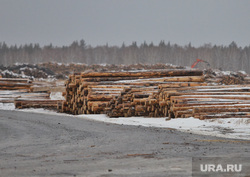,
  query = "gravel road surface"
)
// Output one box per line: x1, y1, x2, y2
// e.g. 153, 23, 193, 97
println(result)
0, 110, 249, 177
